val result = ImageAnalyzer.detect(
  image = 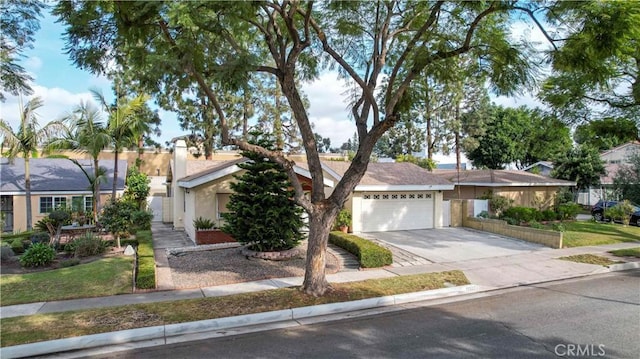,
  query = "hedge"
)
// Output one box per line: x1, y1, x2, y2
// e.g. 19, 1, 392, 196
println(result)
329, 231, 392, 268
135, 230, 156, 289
